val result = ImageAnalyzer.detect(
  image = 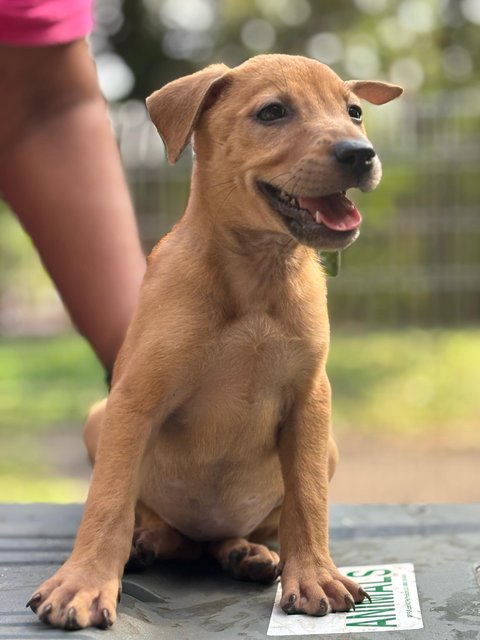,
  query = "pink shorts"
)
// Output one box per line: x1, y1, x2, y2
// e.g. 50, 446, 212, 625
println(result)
0, 0, 93, 46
